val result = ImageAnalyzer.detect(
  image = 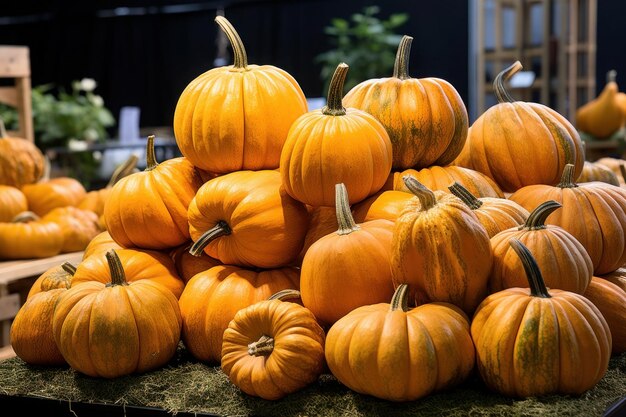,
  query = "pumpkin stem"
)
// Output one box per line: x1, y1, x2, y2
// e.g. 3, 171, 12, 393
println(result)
393, 35, 413, 80
403, 176, 437, 210
448, 182, 483, 210
61, 262, 77, 276
144, 135, 159, 171
105, 250, 128, 287
493, 61, 522, 103
11, 211, 40, 223
41, 156, 51, 181
508, 238, 551, 298
189, 221, 232, 257
107, 154, 139, 187
607, 70, 617, 84
521, 201, 561, 230
268, 289, 301, 302
557, 164, 578, 188
248, 334, 274, 357
322, 63, 349, 116
0, 118, 6, 138
335, 183, 360, 235
390, 284, 409, 312
215, 16, 248, 69
619, 163, 626, 184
